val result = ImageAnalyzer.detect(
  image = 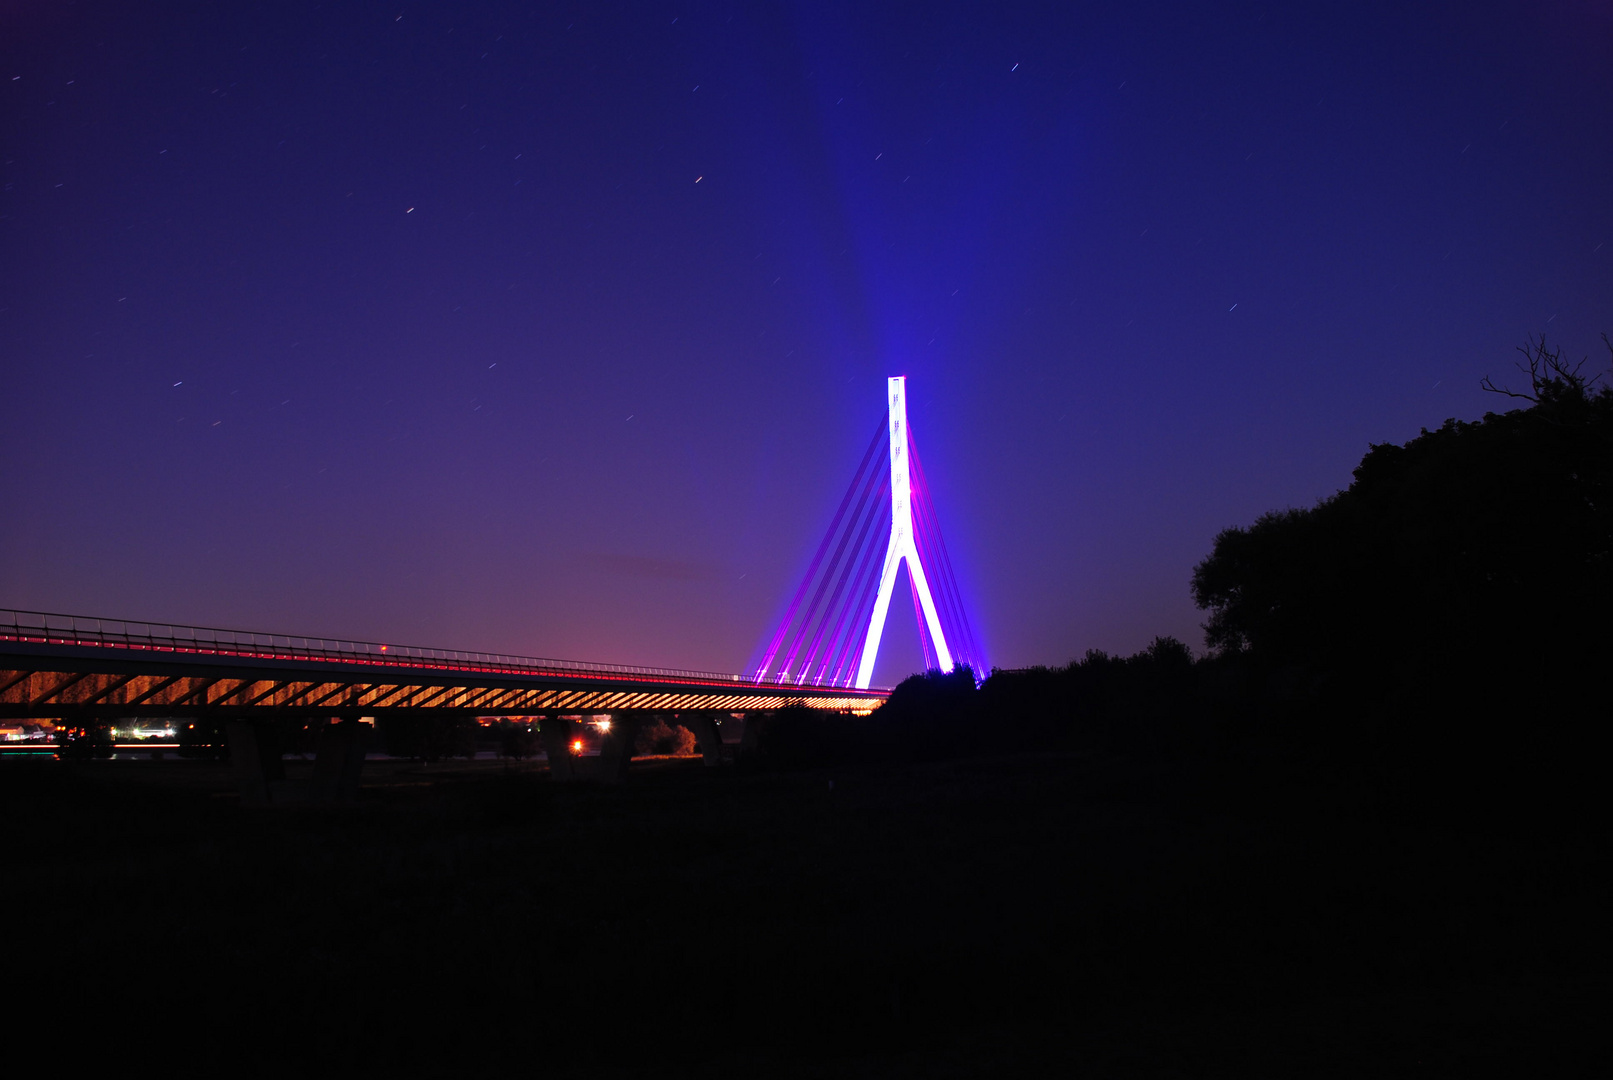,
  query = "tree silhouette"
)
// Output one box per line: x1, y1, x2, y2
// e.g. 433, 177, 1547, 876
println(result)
1191, 336, 1613, 768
